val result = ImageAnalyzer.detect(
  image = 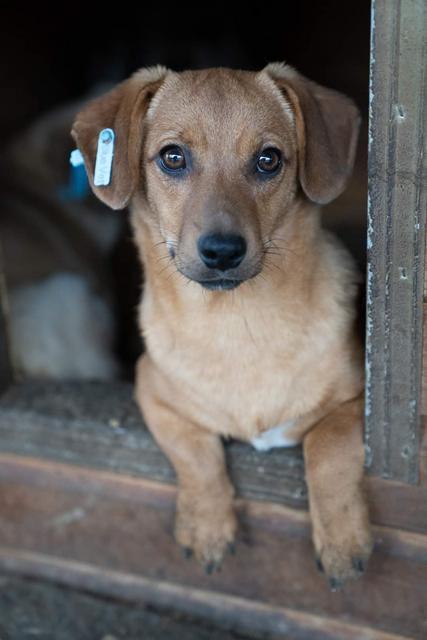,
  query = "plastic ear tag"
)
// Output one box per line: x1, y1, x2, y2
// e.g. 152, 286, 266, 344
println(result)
94, 128, 115, 187
58, 149, 89, 200
70, 149, 84, 167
